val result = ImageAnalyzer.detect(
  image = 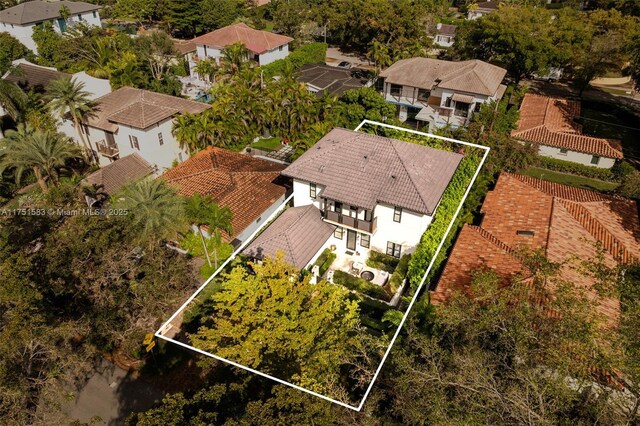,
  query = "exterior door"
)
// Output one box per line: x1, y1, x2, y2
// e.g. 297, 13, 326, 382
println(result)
346, 230, 357, 251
